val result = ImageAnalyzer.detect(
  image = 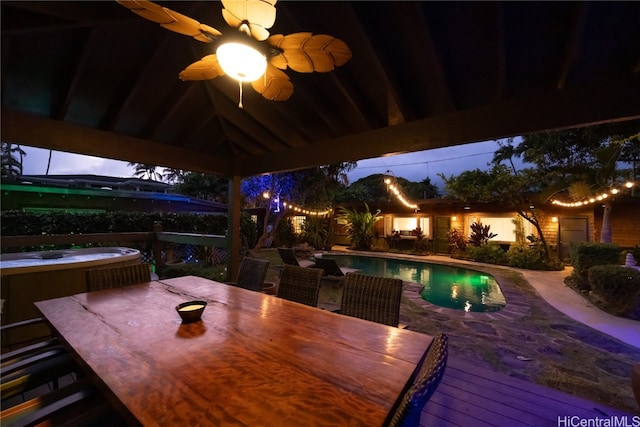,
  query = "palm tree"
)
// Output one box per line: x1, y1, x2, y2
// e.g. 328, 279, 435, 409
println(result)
163, 168, 185, 184
128, 162, 163, 181
336, 203, 382, 250
45, 149, 53, 175
1, 142, 26, 180
565, 136, 637, 243
492, 138, 518, 173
